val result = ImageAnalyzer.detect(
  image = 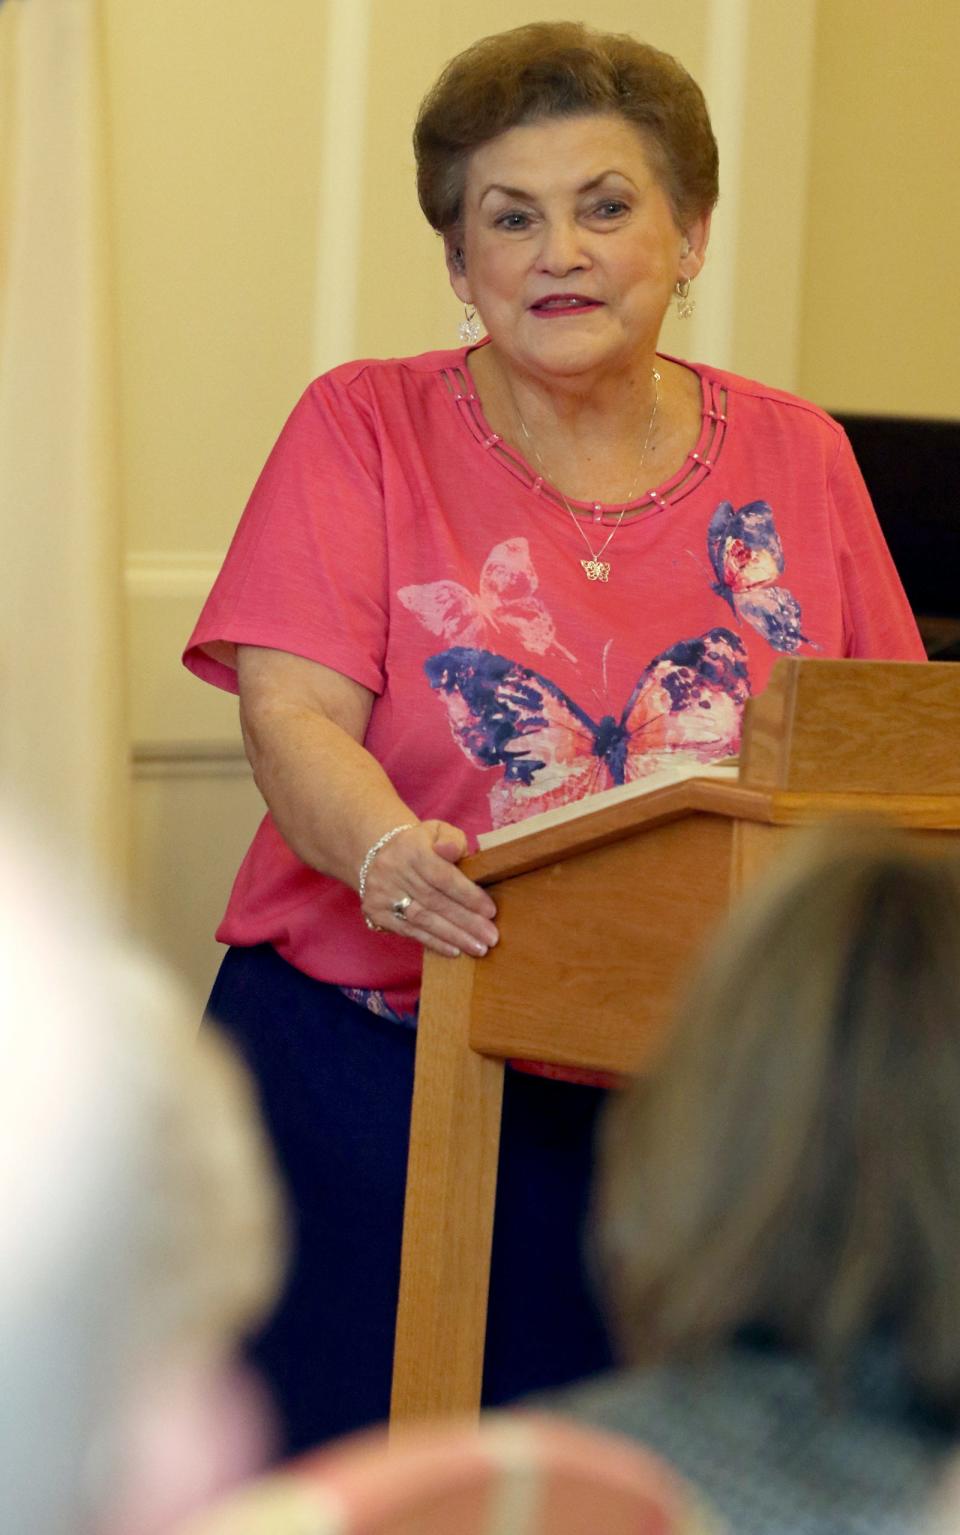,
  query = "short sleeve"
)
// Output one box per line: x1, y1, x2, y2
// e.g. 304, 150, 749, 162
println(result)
183, 372, 389, 695
828, 430, 927, 661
